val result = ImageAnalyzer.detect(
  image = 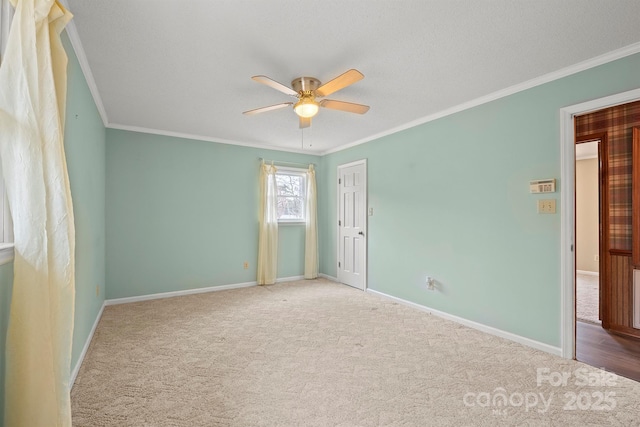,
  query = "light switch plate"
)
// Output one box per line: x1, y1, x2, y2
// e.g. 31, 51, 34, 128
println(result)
537, 199, 556, 214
